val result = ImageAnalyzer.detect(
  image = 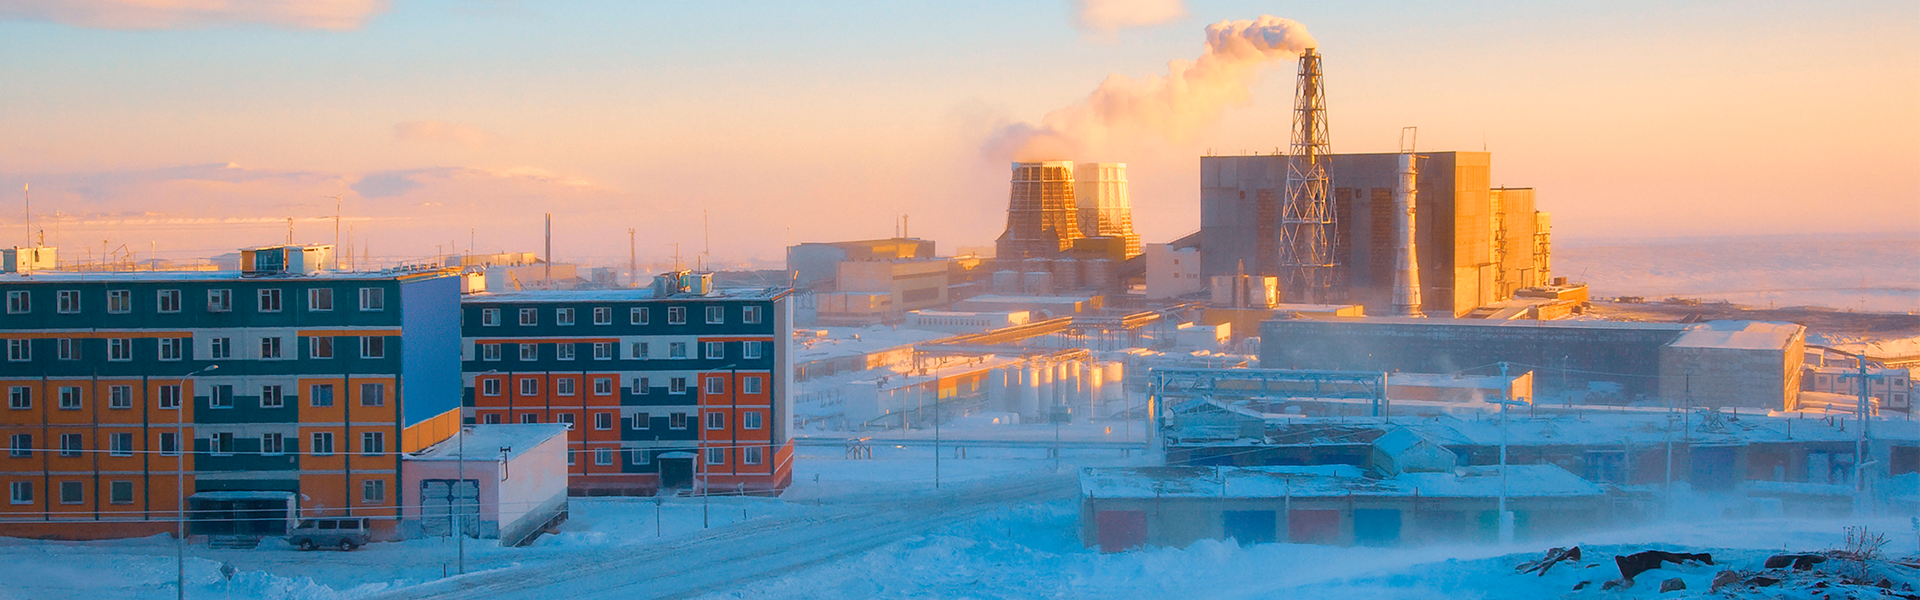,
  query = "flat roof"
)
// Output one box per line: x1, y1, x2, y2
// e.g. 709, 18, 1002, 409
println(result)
409, 424, 570, 462
958, 294, 1096, 303
1270, 315, 1692, 332
1669, 320, 1804, 350
465, 287, 788, 303
0, 268, 449, 283
1080, 464, 1601, 499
